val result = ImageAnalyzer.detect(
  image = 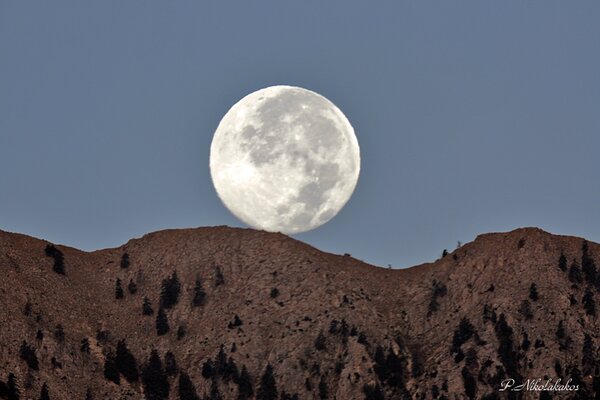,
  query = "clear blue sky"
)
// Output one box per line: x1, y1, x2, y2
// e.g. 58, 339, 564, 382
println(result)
1, 2, 599, 268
